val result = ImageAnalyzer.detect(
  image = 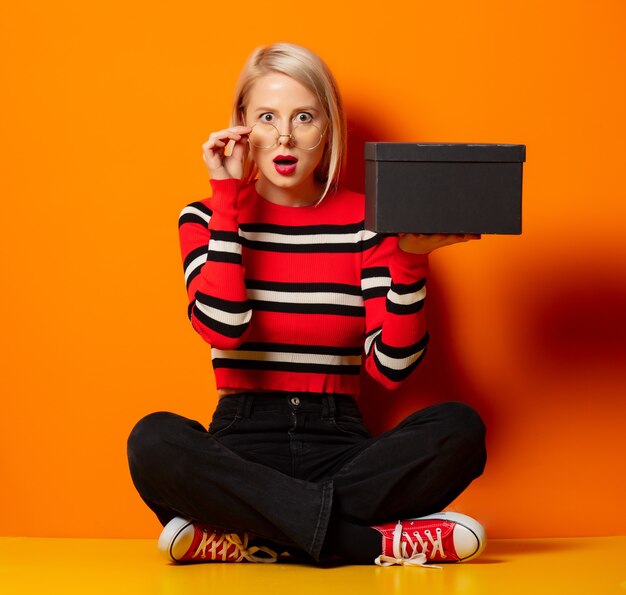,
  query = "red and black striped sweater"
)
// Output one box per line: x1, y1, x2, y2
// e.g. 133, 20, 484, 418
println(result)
178, 178, 429, 395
